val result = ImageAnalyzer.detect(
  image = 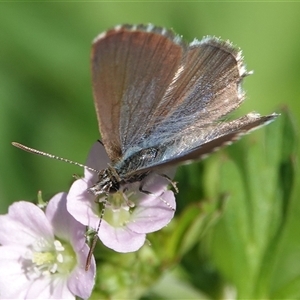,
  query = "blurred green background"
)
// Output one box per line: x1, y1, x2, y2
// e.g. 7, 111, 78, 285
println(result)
1, 2, 300, 299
